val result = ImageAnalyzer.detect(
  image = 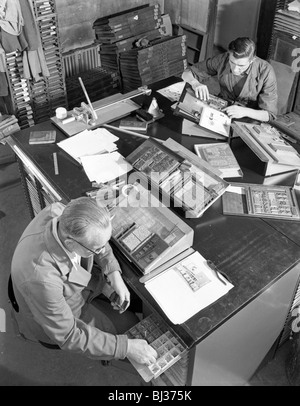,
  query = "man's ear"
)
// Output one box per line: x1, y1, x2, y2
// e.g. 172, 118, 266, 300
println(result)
64, 238, 74, 251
